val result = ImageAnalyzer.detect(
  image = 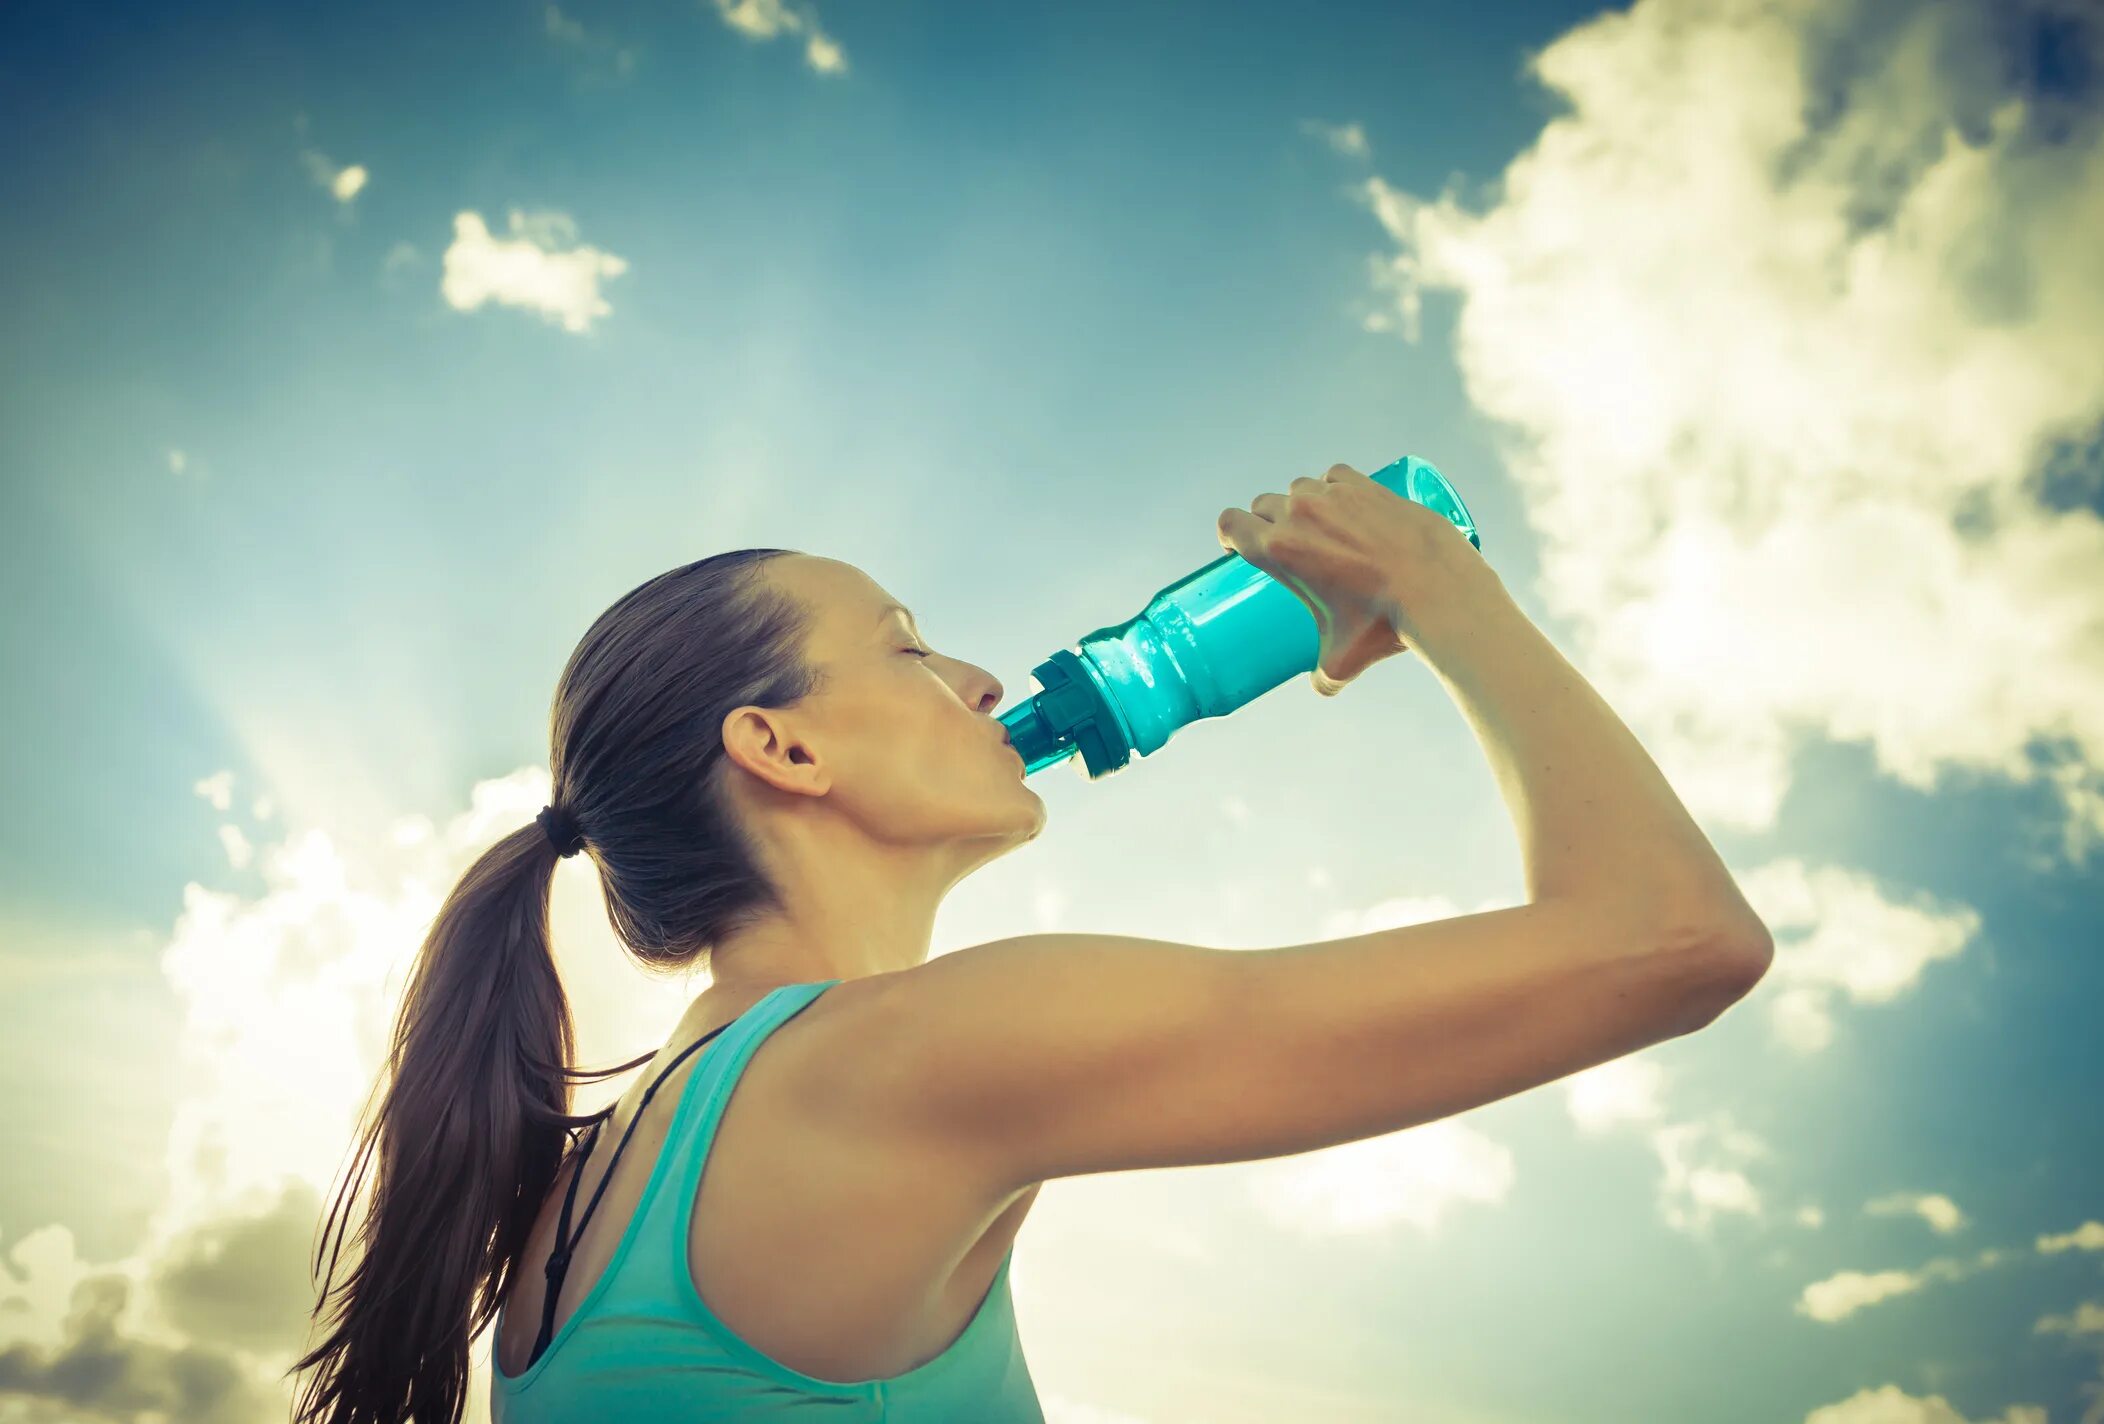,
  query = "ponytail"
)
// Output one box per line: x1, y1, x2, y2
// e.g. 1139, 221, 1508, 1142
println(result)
290, 823, 639, 1424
